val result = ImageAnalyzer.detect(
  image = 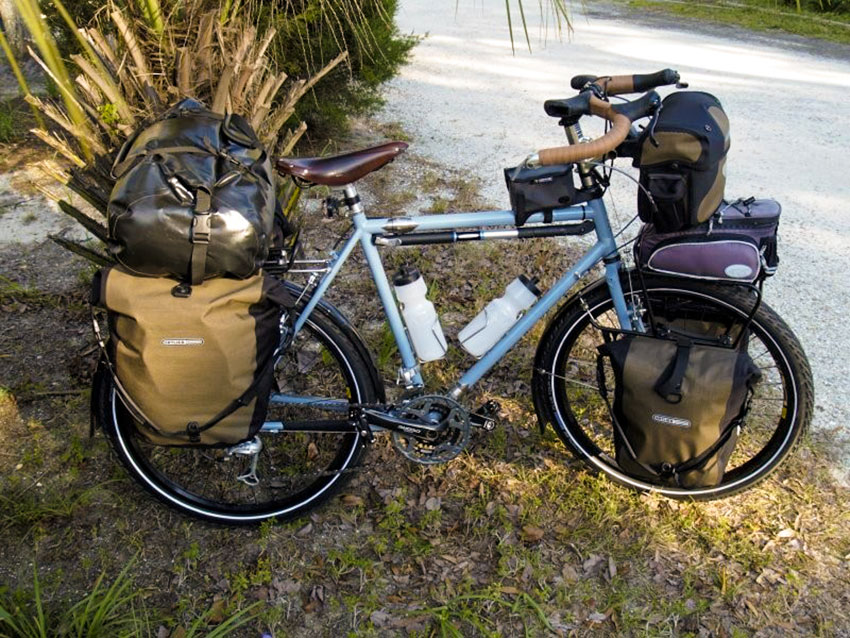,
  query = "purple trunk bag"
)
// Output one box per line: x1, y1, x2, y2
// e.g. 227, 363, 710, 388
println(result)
635, 198, 780, 283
